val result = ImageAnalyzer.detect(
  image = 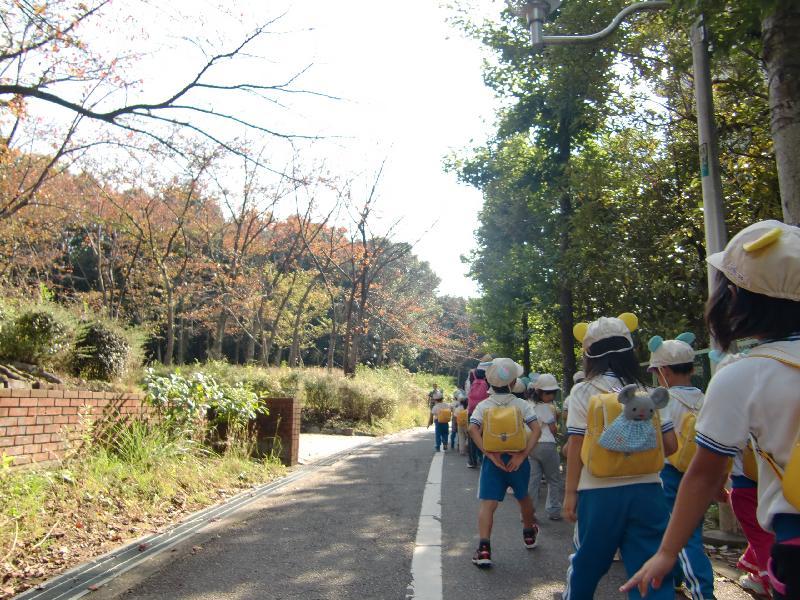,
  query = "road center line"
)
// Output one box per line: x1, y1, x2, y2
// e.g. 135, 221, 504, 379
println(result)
408, 449, 444, 600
